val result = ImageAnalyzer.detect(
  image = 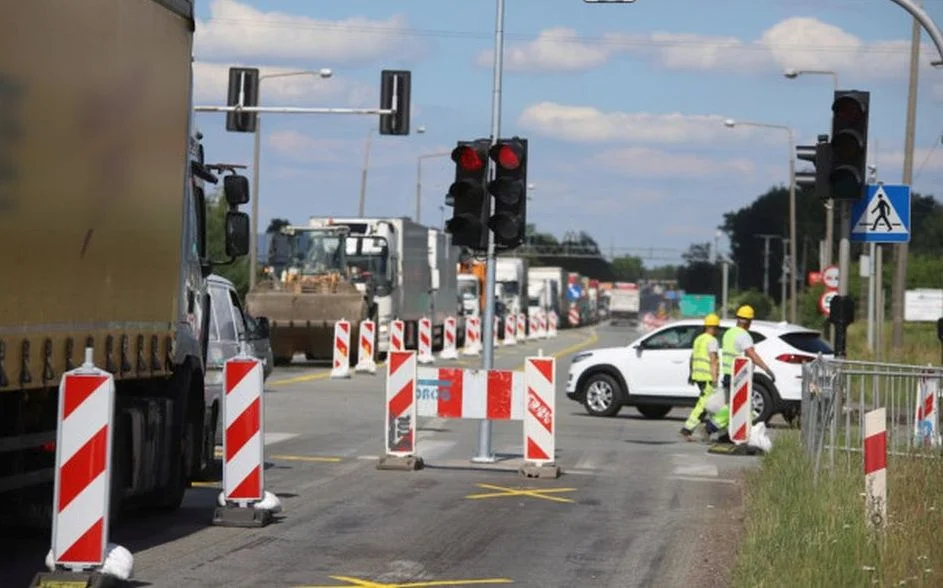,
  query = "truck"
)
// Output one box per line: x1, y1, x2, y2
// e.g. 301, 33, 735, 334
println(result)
246, 222, 376, 365
457, 259, 486, 318
528, 266, 569, 325
608, 282, 641, 325
496, 256, 528, 318
0, 0, 251, 525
